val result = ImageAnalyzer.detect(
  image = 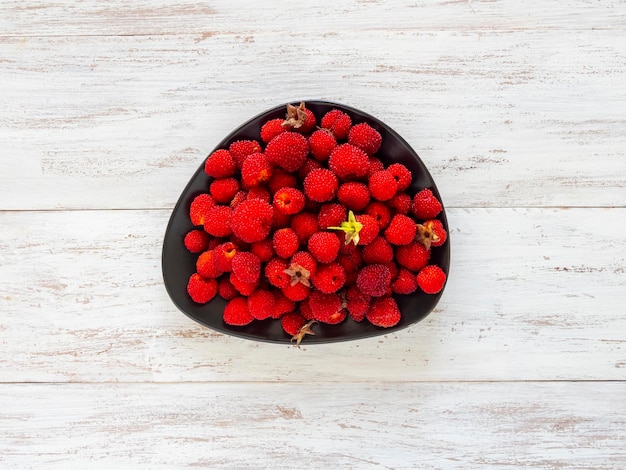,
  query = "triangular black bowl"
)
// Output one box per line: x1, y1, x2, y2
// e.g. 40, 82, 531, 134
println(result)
162, 100, 450, 344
